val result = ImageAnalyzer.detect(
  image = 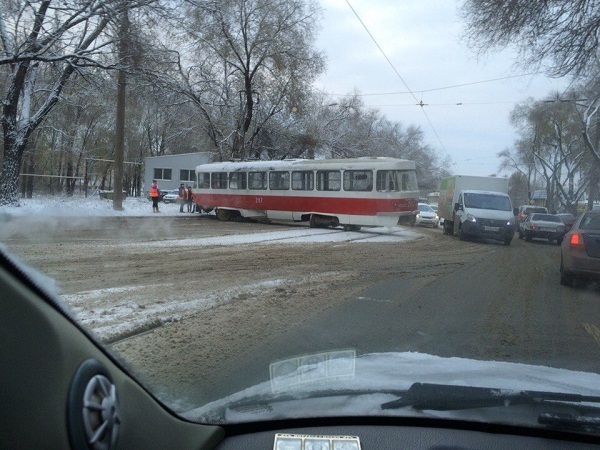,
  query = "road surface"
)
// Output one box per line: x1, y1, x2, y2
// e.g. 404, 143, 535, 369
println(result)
2, 214, 599, 410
